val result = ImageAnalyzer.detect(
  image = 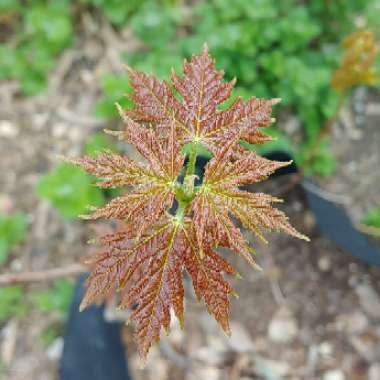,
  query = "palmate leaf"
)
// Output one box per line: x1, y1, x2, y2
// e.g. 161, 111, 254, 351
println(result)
69, 44, 309, 359
66, 116, 183, 236
81, 216, 238, 357
191, 133, 309, 268
123, 43, 277, 153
